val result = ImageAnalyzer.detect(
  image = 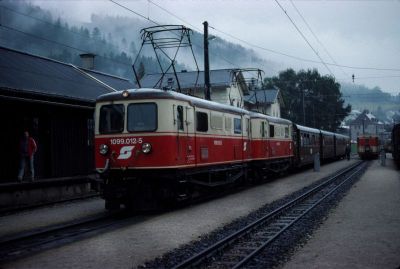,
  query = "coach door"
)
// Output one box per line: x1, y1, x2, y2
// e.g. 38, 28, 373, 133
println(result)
185, 105, 195, 165
261, 120, 268, 158
244, 116, 252, 160
175, 104, 194, 165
